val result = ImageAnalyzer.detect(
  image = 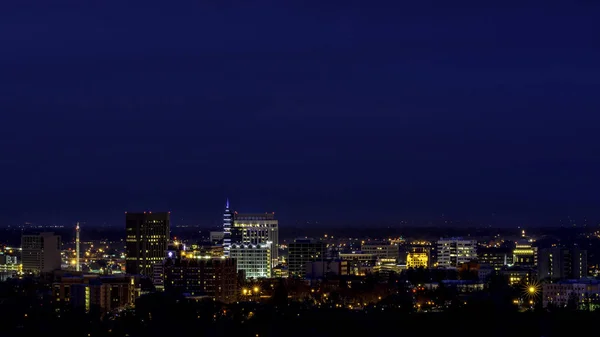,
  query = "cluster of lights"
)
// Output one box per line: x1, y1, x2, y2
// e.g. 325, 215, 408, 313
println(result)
242, 287, 260, 296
